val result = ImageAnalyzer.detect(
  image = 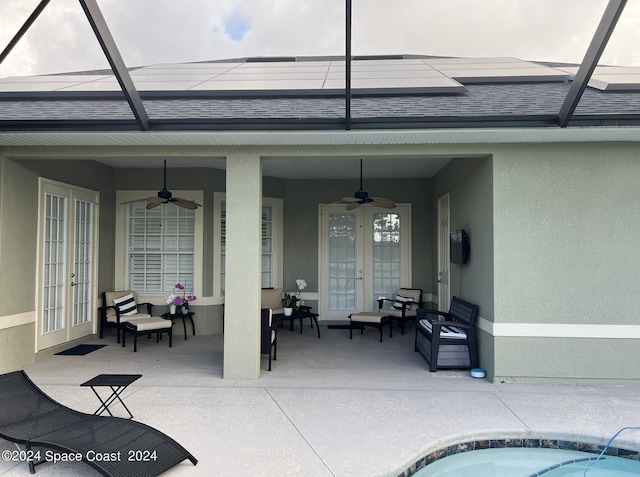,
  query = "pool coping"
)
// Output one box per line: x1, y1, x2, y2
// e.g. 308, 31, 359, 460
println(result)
399, 435, 640, 477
